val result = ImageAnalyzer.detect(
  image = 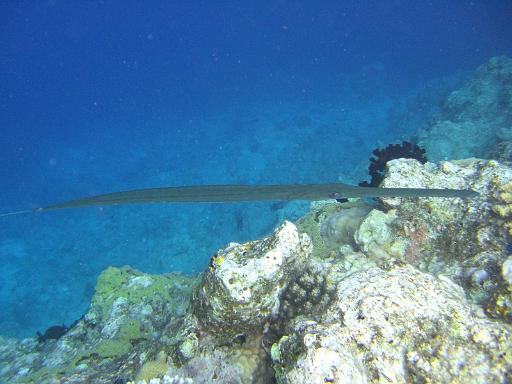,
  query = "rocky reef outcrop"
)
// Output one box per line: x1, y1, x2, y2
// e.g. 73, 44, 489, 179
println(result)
192, 221, 311, 340
272, 266, 511, 383
418, 55, 512, 161
0, 267, 198, 383
2, 157, 511, 383
379, 159, 511, 316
